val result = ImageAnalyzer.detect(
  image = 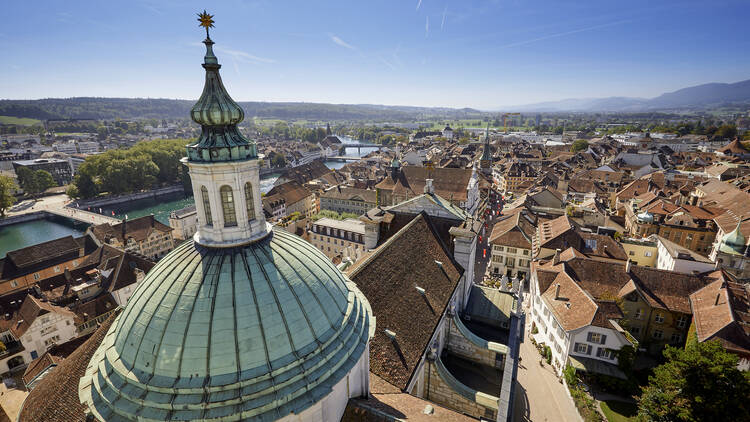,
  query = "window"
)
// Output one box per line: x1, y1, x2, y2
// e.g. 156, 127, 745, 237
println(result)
10, 280, 18, 288
587, 332, 606, 344
653, 329, 663, 340
220, 185, 237, 227
670, 333, 682, 344
645, 251, 652, 257
630, 326, 641, 335
596, 348, 614, 360
574, 342, 592, 355
201, 186, 213, 226
53, 266, 60, 273
244, 182, 255, 221
507, 247, 517, 254
33, 273, 40, 280
506, 257, 515, 267
629, 251, 635, 256
494, 245, 504, 252
634, 308, 643, 319
654, 313, 664, 324
676, 315, 687, 328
